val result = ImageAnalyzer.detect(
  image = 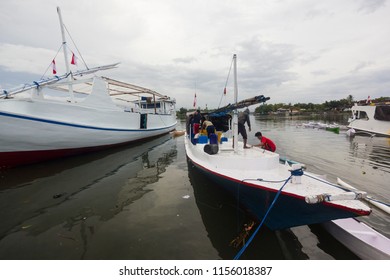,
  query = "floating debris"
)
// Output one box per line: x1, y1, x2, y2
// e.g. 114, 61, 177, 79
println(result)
229, 221, 255, 248
52, 192, 67, 199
